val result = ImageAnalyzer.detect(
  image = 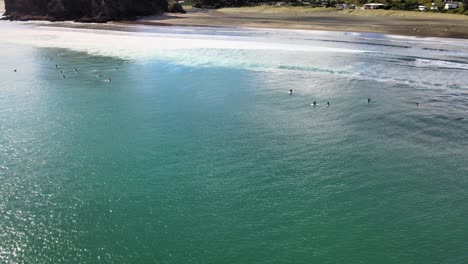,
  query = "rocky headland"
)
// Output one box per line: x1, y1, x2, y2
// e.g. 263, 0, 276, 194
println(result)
2, 0, 185, 22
